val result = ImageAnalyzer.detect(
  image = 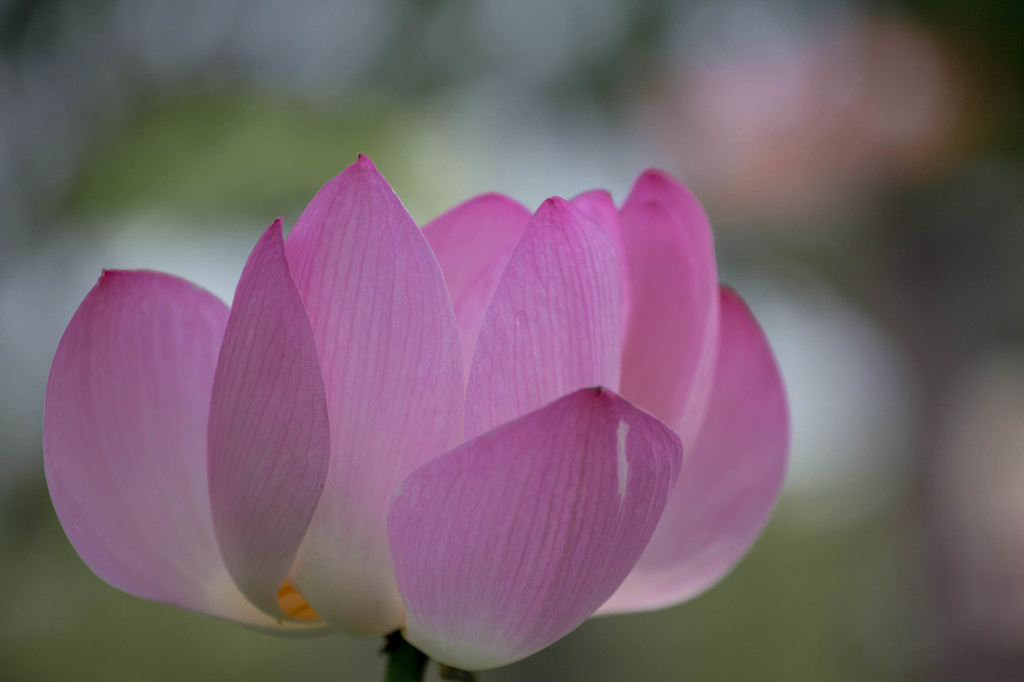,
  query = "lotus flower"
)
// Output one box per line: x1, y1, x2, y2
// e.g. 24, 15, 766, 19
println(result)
44, 155, 787, 671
